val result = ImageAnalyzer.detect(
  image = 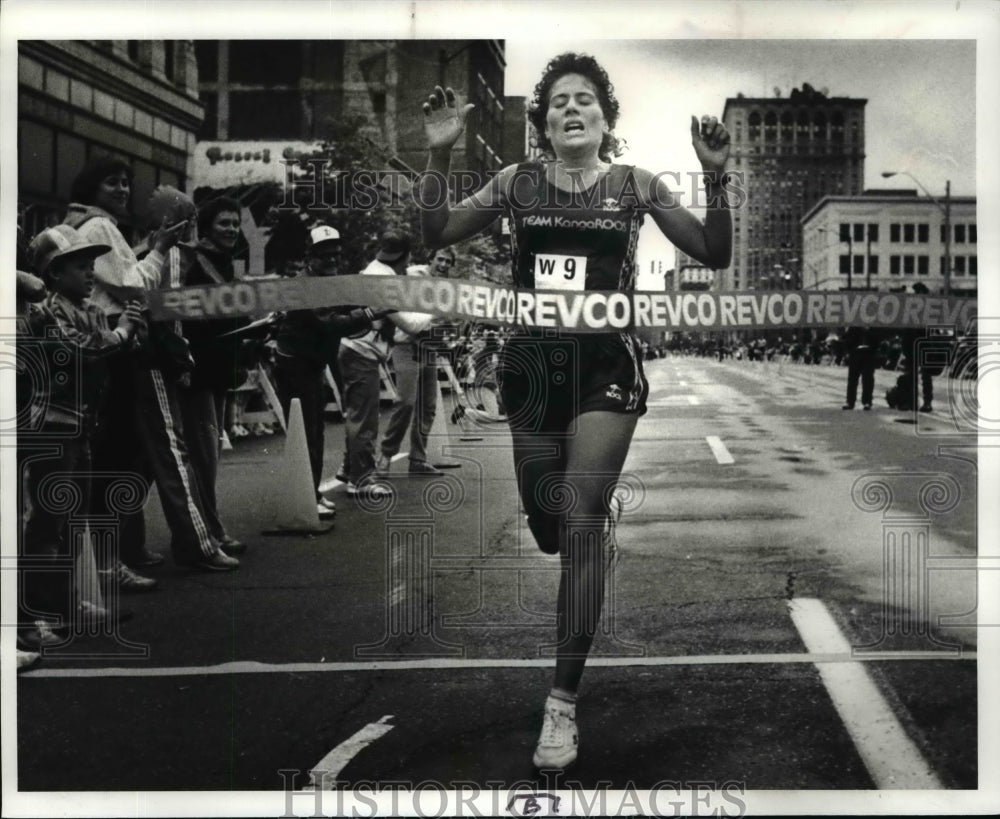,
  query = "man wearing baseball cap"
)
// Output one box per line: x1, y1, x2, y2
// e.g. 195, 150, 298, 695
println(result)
273, 224, 384, 518
19, 226, 145, 648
